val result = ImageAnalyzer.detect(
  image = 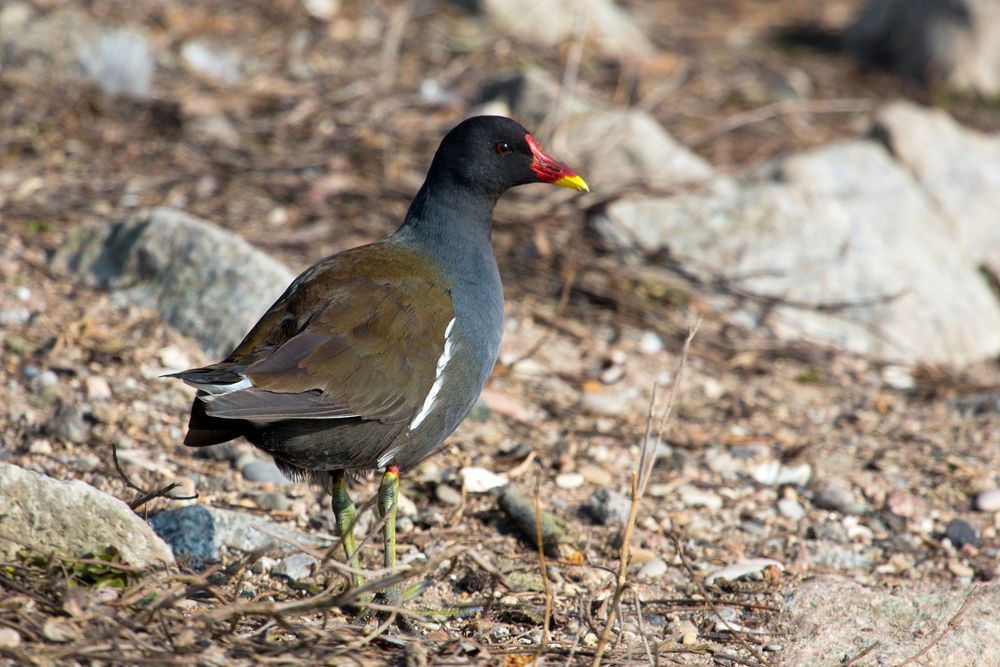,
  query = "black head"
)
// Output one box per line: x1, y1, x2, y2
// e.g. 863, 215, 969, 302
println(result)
426, 116, 588, 197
